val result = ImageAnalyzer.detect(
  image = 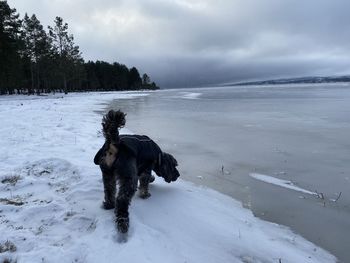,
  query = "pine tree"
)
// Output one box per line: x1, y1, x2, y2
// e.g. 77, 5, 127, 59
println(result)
128, 67, 142, 90
48, 16, 82, 93
0, 0, 23, 94
142, 73, 150, 85
22, 13, 50, 94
